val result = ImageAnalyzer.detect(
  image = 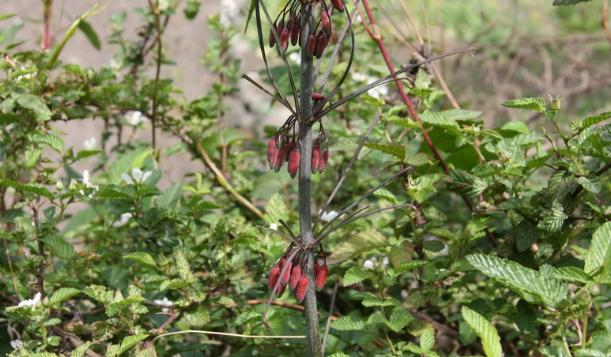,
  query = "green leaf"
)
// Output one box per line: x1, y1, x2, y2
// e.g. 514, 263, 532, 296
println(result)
44, 235, 75, 260
576, 177, 601, 194
124, 252, 158, 268
331, 315, 366, 331
570, 112, 611, 132
365, 142, 405, 160
157, 183, 182, 209
30, 132, 64, 152
14, 93, 52, 121
419, 111, 460, 129
71, 341, 93, 357
49, 287, 81, 305
343, 266, 372, 286
461, 306, 502, 357
584, 222, 611, 275
420, 326, 435, 352
466, 254, 568, 307
537, 201, 567, 233
553, 0, 593, 5
265, 193, 289, 224
502, 97, 545, 113
551, 267, 593, 284
118, 334, 149, 354
386, 307, 413, 332
0, 178, 53, 199
501, 121, 530, 134
77, 19, 101, 49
